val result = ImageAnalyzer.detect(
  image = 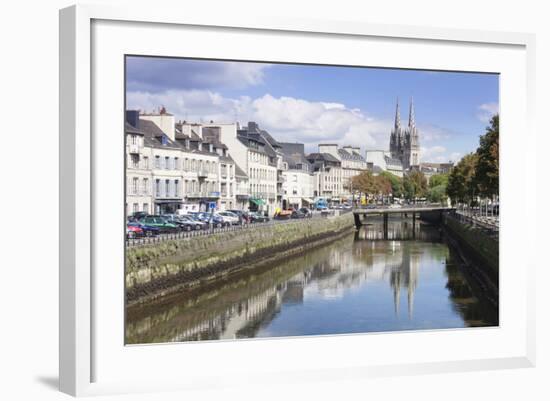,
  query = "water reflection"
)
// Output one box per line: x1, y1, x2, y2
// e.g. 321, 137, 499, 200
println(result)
126, 219, 497, 344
